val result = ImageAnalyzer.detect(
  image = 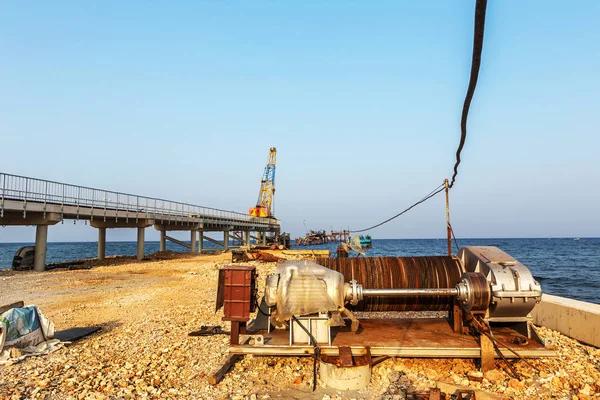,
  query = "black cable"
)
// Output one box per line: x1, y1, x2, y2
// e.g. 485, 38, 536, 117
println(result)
350, 183, 445, 233
450, 0, 488, 188
291, 315, 320, 391
257, 303, 271, 317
